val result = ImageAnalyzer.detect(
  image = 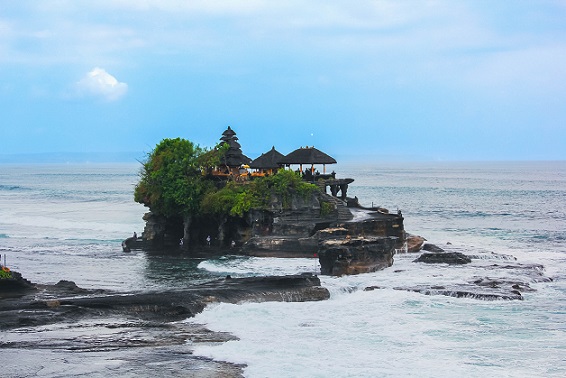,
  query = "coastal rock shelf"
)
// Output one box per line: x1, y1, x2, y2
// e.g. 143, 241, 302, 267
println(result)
374, 249, 552, 301
0, 274, 329, 331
